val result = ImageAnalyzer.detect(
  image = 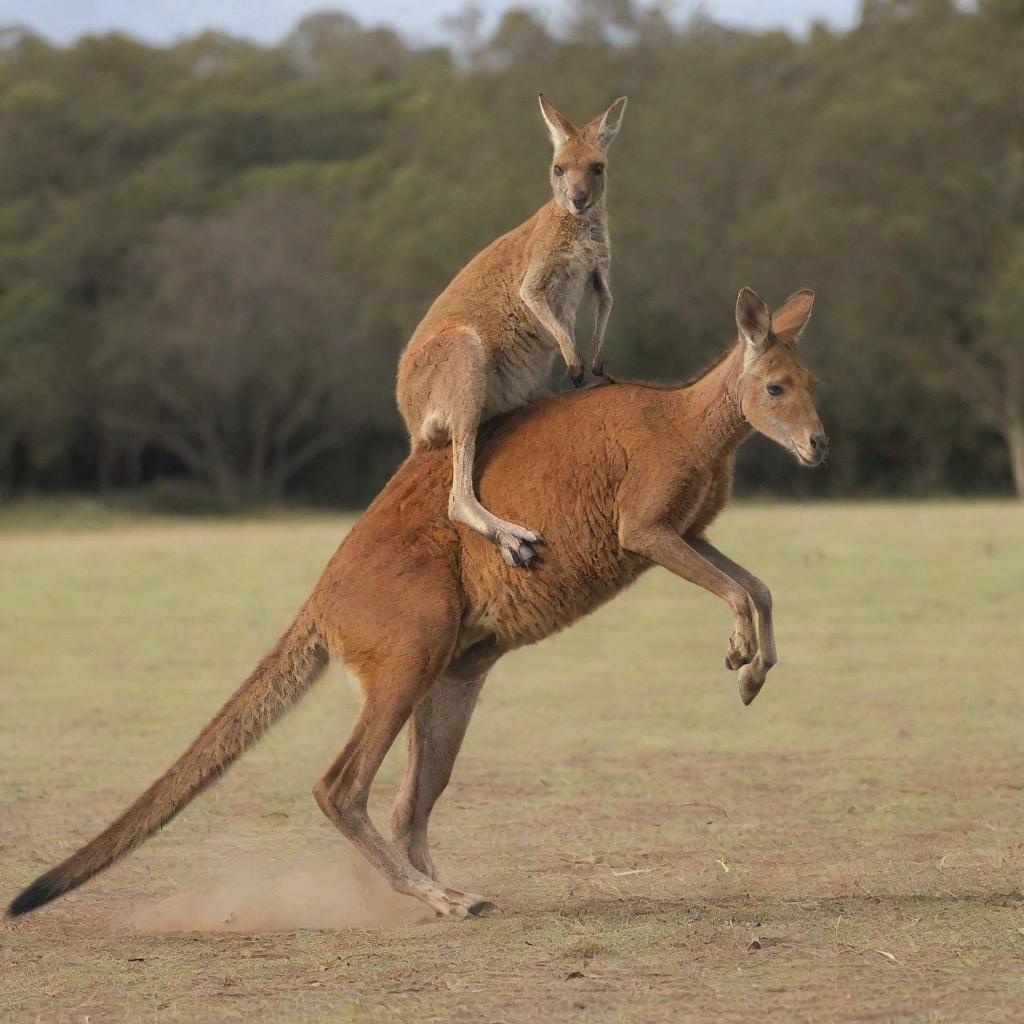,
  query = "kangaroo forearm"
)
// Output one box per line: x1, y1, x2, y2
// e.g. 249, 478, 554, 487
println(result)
588, 266, 613, 373
536, 307, 579, 368
520, 285, 580, 370
591, 289, 613, 371
621, 523, 748, 614
686, 535, 776, 665
685, 537, 771, 613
